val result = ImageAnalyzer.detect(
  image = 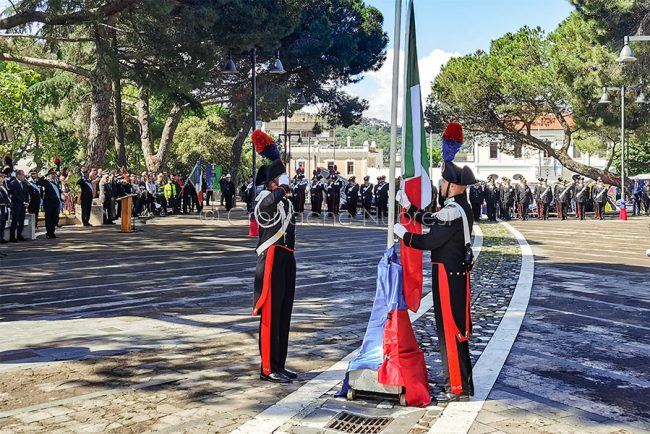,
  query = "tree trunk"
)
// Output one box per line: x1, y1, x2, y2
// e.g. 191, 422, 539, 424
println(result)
229, 117, 253, 189
86, 70, 112, 168
519, 134, 621, 186
136, 88, 157, 172
155, 104, 184, 173
112, 76, 127, 168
